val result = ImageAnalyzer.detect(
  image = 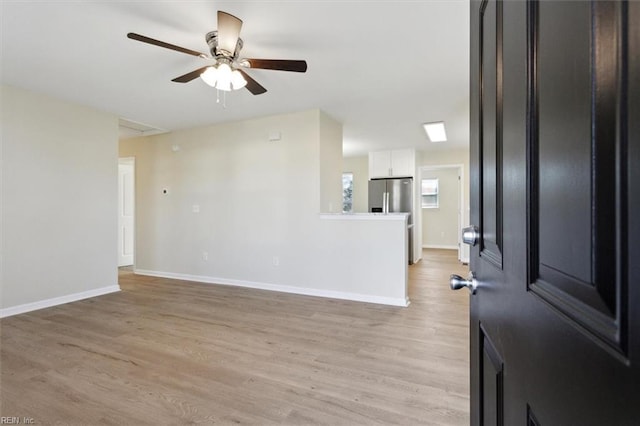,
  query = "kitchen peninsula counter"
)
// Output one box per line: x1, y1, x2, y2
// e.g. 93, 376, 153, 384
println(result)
316, 212, 410, 306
